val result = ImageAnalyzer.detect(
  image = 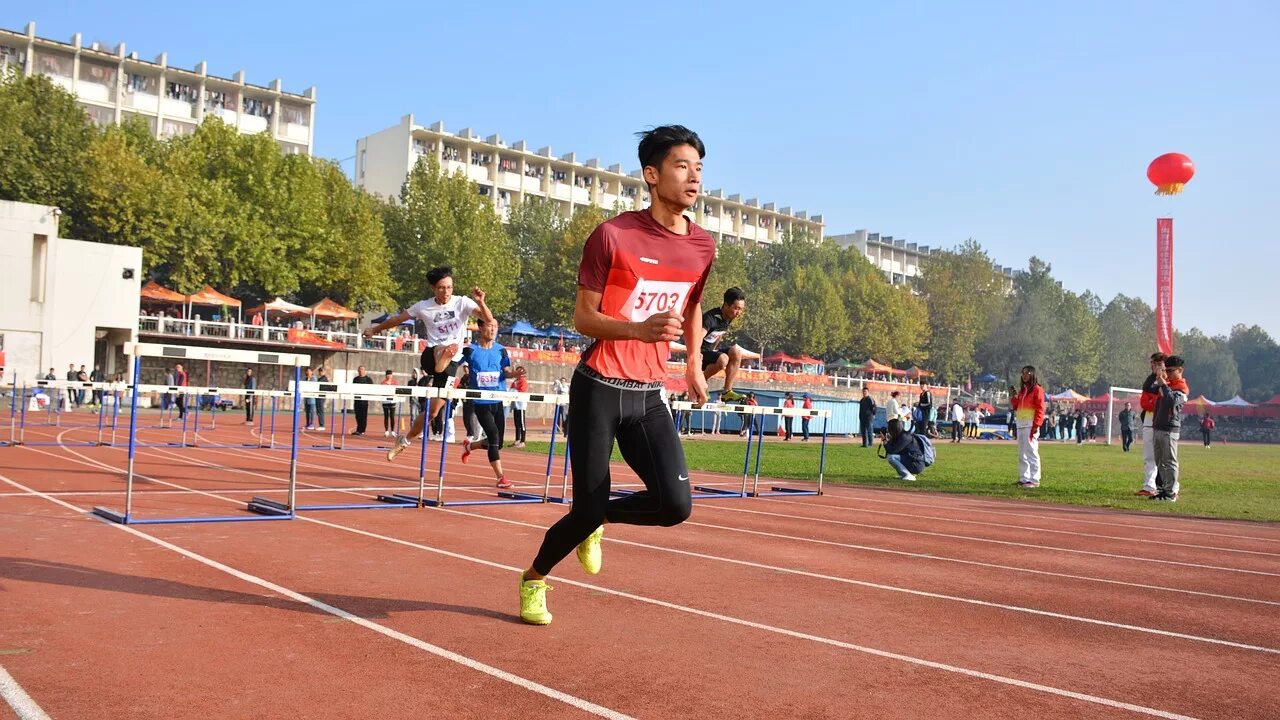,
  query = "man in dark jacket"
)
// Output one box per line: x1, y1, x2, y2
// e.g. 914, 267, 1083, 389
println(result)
1118, 402, 1134, 452
882, 419, 923, 482
351, 365, 373, 435
1151, 356, 1188, 502
858, 388, 876, 447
